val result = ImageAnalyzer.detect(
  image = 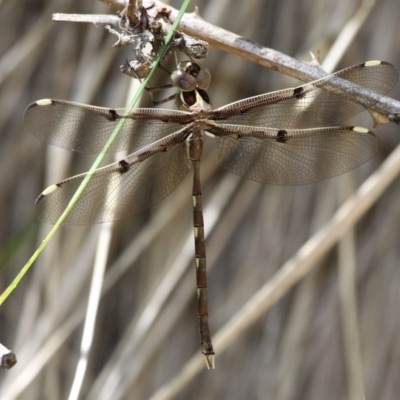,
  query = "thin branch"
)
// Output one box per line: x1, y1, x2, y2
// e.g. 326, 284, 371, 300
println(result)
53, 13, 119, 24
